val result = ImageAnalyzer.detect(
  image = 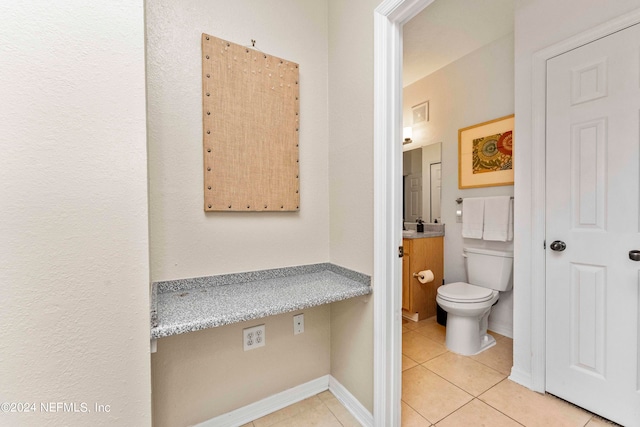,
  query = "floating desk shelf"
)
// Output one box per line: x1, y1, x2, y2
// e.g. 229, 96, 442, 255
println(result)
150, 263, 371, 339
